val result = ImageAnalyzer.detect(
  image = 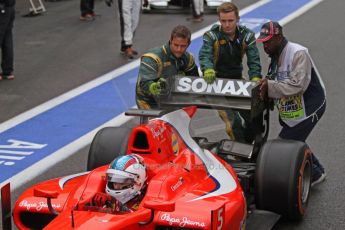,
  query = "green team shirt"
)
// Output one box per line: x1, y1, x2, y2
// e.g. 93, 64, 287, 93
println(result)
199, 24, 261, 80
136, 42, 199, 106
